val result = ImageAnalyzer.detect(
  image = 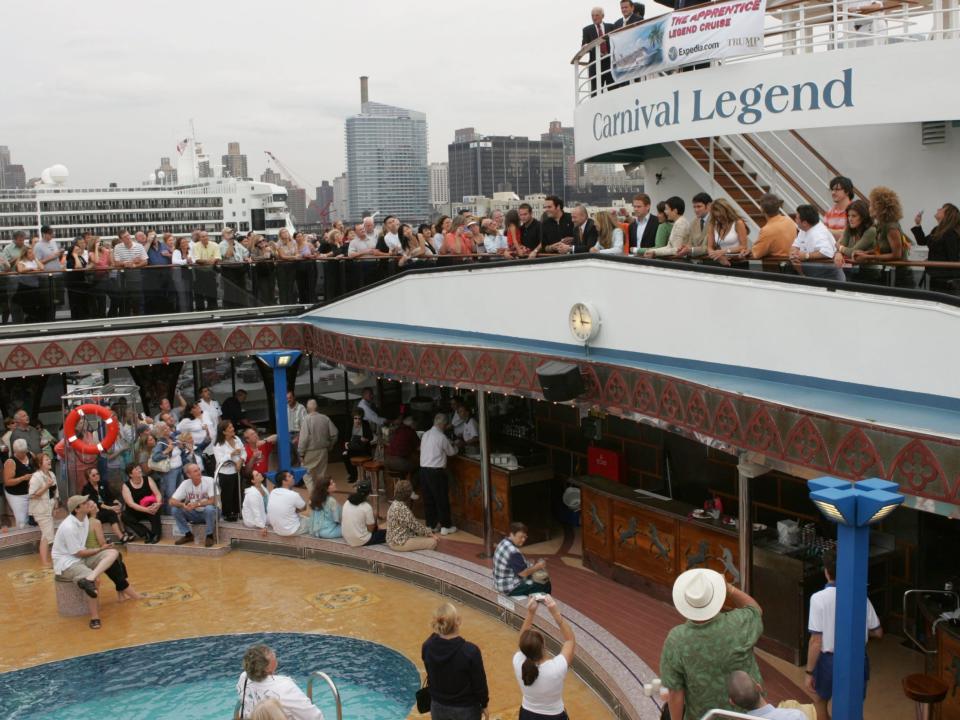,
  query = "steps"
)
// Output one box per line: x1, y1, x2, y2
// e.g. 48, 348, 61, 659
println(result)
678, 138, 769, 225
